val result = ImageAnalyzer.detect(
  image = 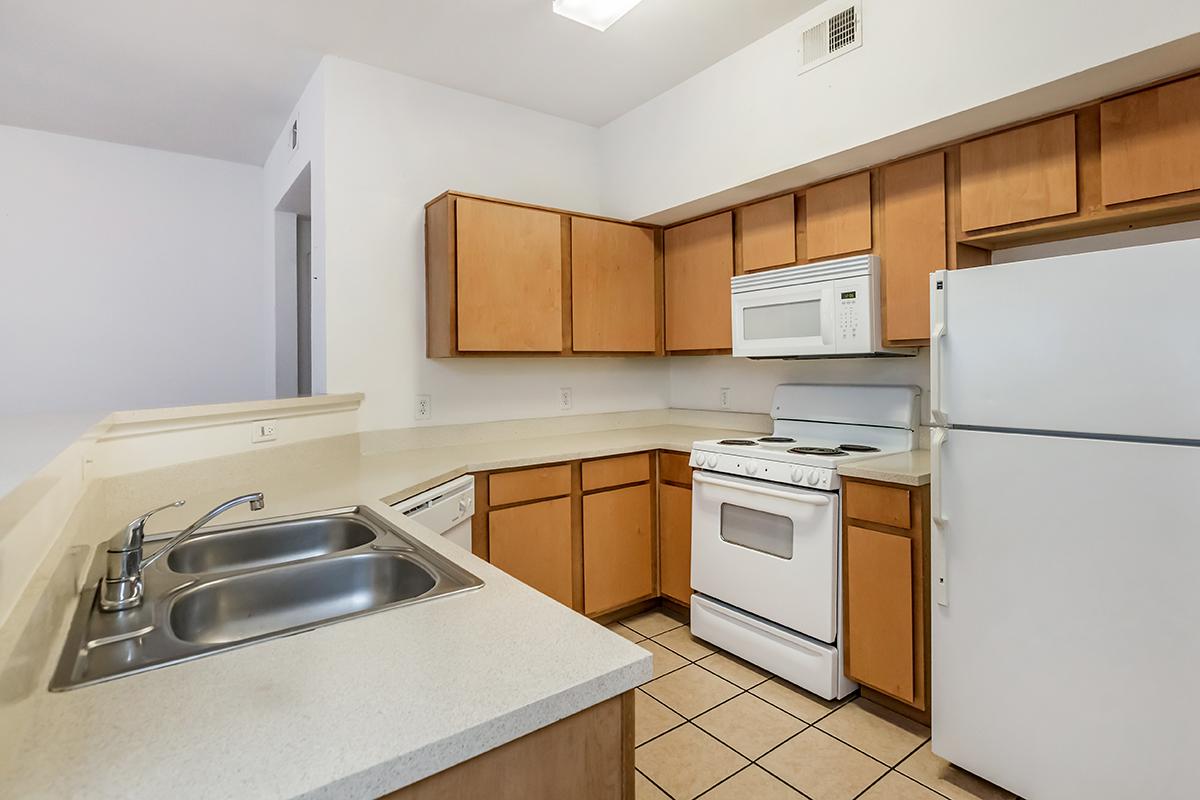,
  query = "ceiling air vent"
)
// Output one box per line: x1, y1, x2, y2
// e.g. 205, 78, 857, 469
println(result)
798, 1, 862, 75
